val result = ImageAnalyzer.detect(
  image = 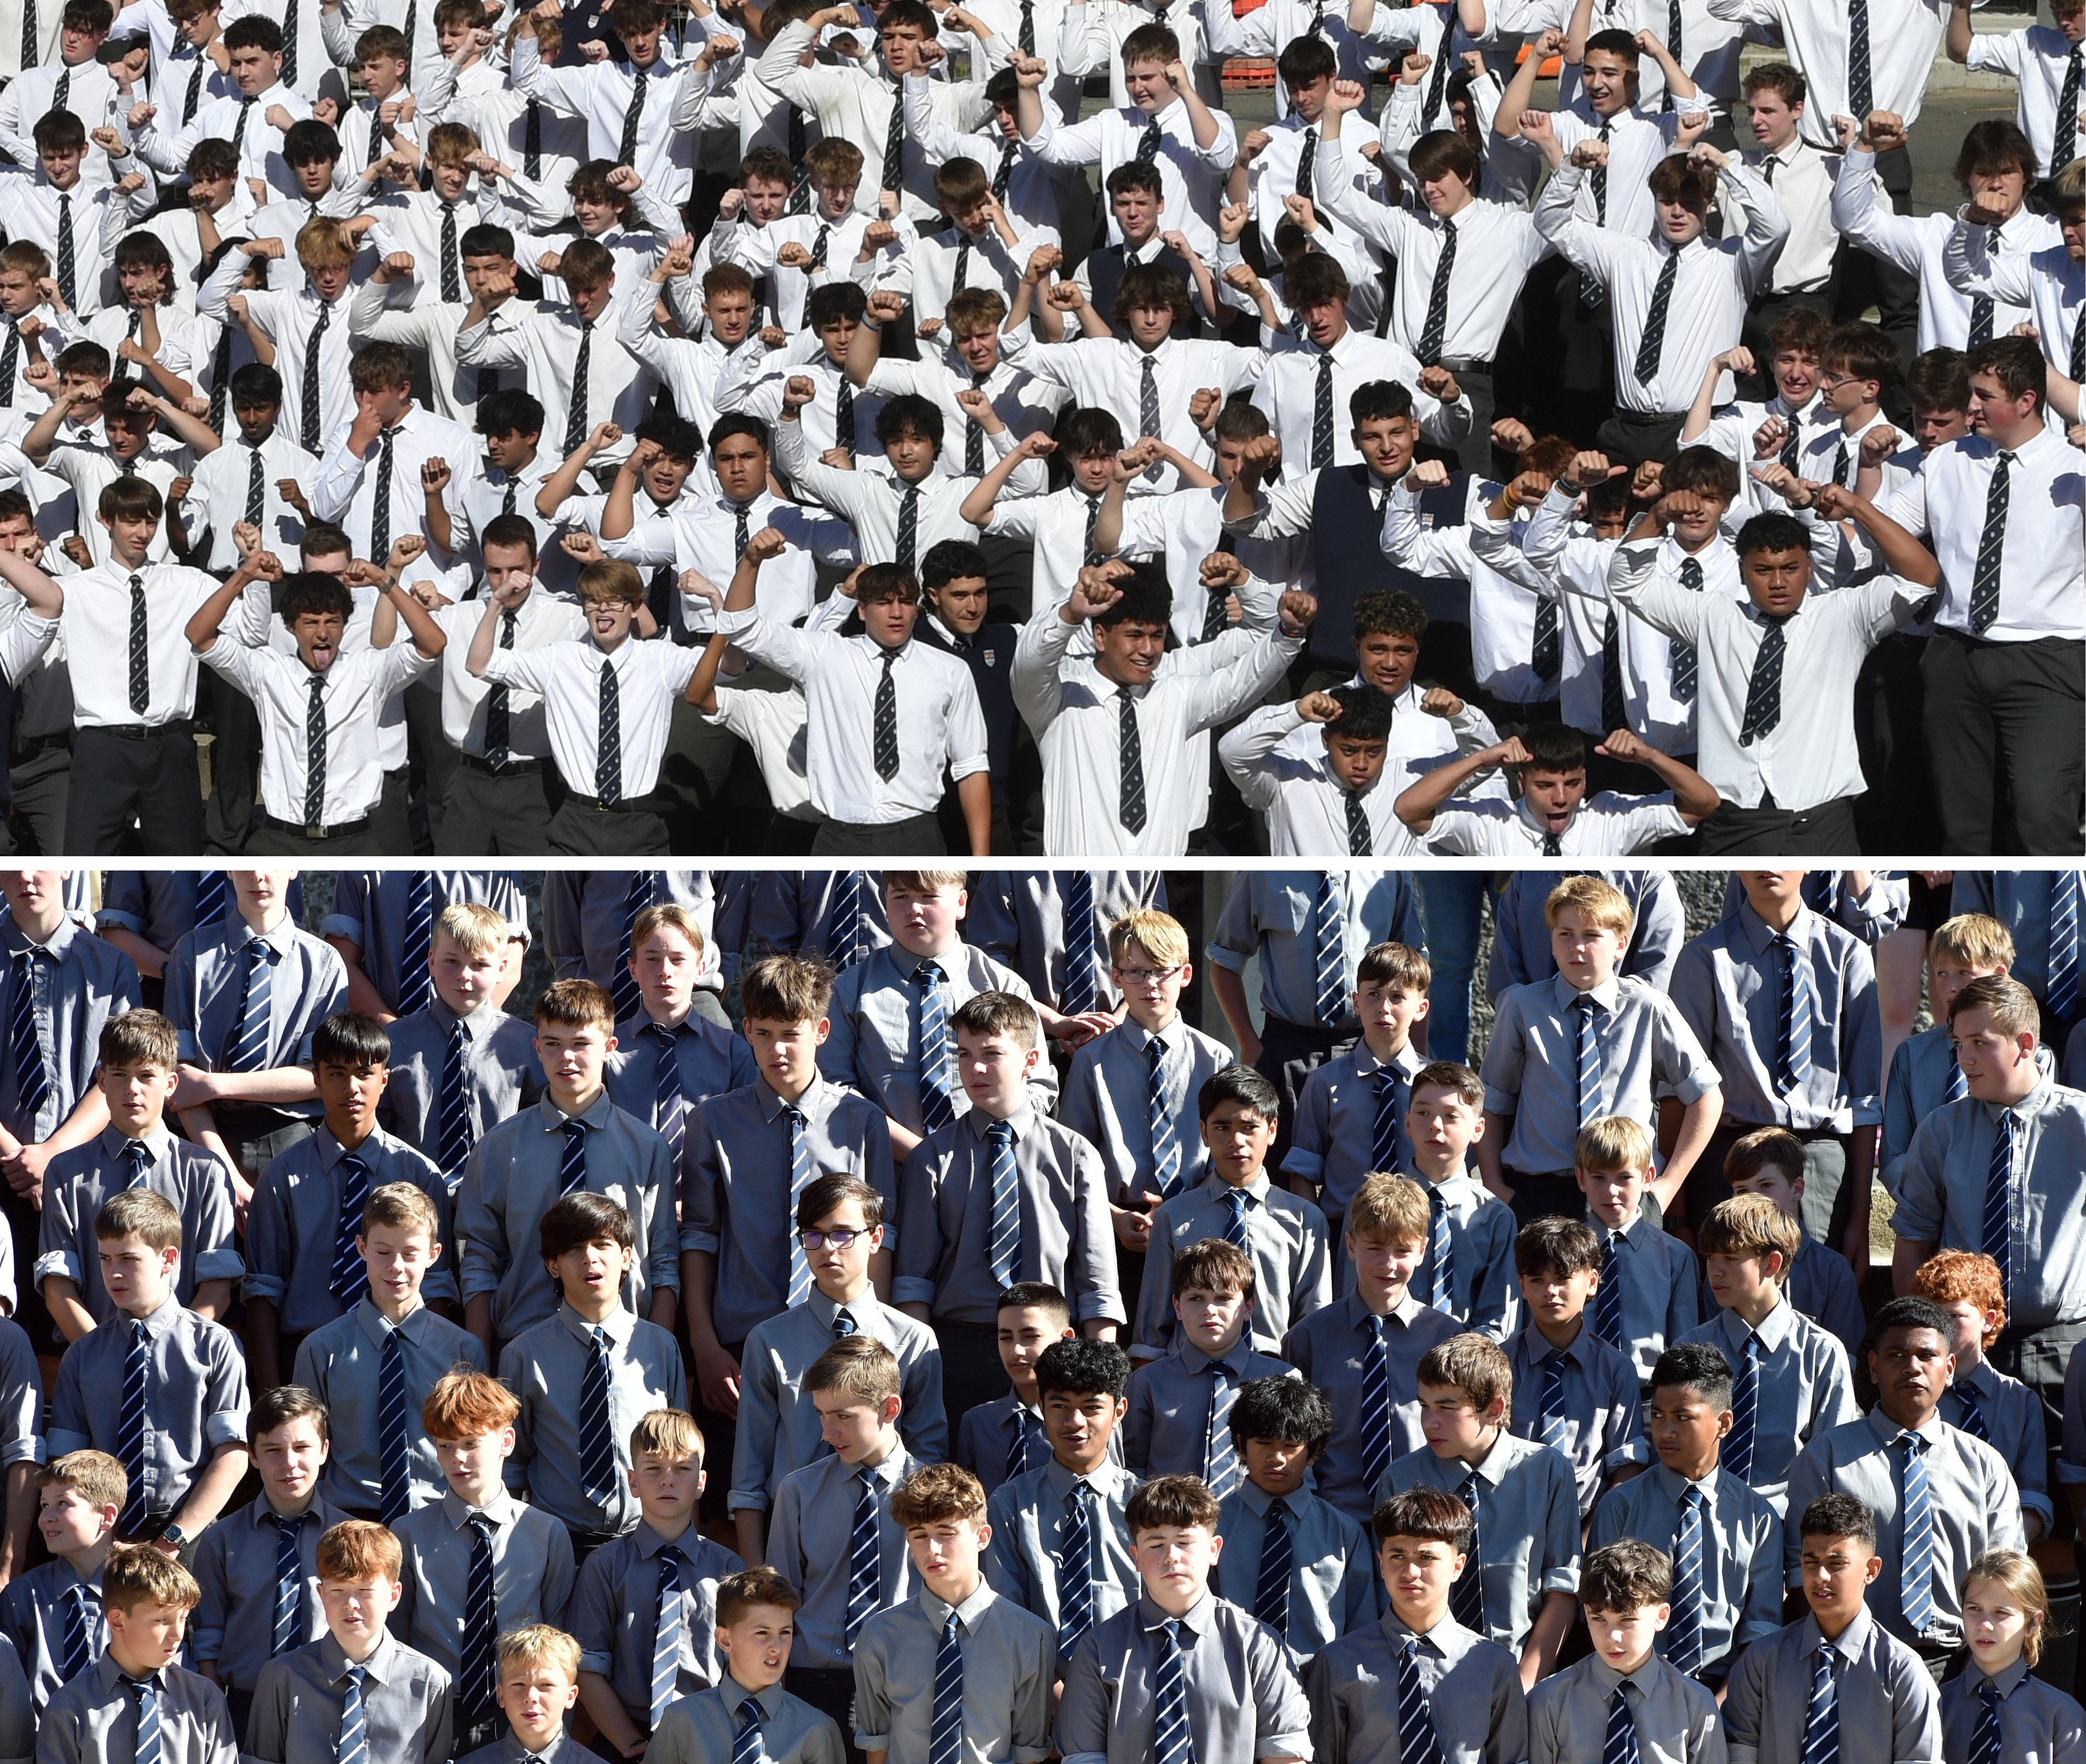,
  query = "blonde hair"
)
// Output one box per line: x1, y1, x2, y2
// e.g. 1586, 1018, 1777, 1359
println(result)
435, 901, 510, 960
363, 1180, 440, 1241
577, 559, 645, 608
102, 1544, 199, 1614
882, 870, 967, 896
1109, 909, 1189, 970
1347, 1172, 1431, 1246
1576, 1115, 1653, 1176
1962, 1549, 2052, 1666
1697, 1194, 1801, 1273
497, 1625, 582, 1680
295, 217, 356, 270
1928, 913, 2014, 973
38, 1450, 127, 1514
1544, 874, 1633, 938
629, 1409, 705, 1463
